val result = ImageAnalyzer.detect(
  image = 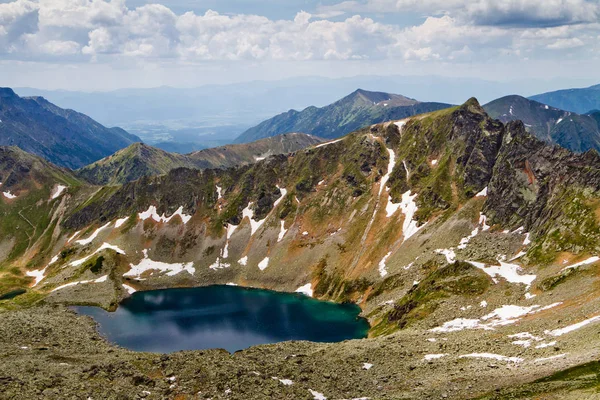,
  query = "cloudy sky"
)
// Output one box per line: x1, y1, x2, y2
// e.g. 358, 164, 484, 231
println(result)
0, 0, 599, 90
